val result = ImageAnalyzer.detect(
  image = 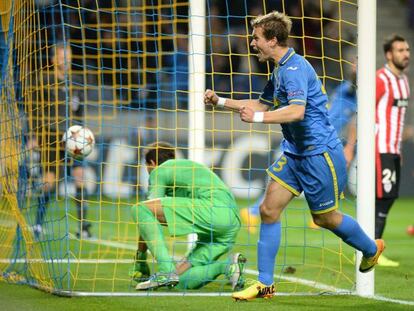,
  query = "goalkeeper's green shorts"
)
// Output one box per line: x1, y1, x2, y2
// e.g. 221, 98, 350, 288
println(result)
161, 195, 240, 267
